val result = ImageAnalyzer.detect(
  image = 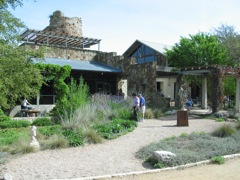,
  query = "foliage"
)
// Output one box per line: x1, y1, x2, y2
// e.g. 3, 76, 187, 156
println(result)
152, 108, 164, 119
212, 24, 240, 67
0, 0, 46, 110
211, 156, 225, 164
32, 117, 52, 126
92, 93, 132, 121
0, 127, 29, 145
136, 131, 240, 168
40, 134, 69, 150
58, 77, 90, 119
62, 128, 84, 147
223, 76, 236, 99
83, 129, 104, 144
49, 76, 89, 121
38, 125, 62, 137
144, 108, 154, 119
36, 64, 71, 120
236, 122, 240, 130
94, 118, 137, 139
212, 124, 236, 137
0, 120, 31, 129
165, 32, 229, 68
60, 104, 99, 131
0, 107, 11, 122
2, 138, 37, 155
215, 118, 225, 122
